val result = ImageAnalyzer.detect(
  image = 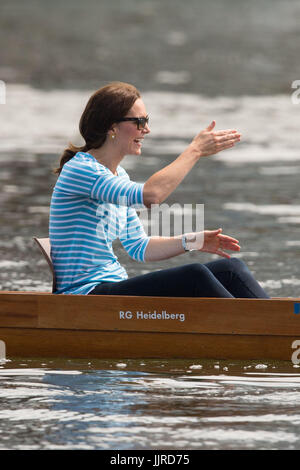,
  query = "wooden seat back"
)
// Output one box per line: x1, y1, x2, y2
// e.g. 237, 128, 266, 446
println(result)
33, 237, 56, 293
